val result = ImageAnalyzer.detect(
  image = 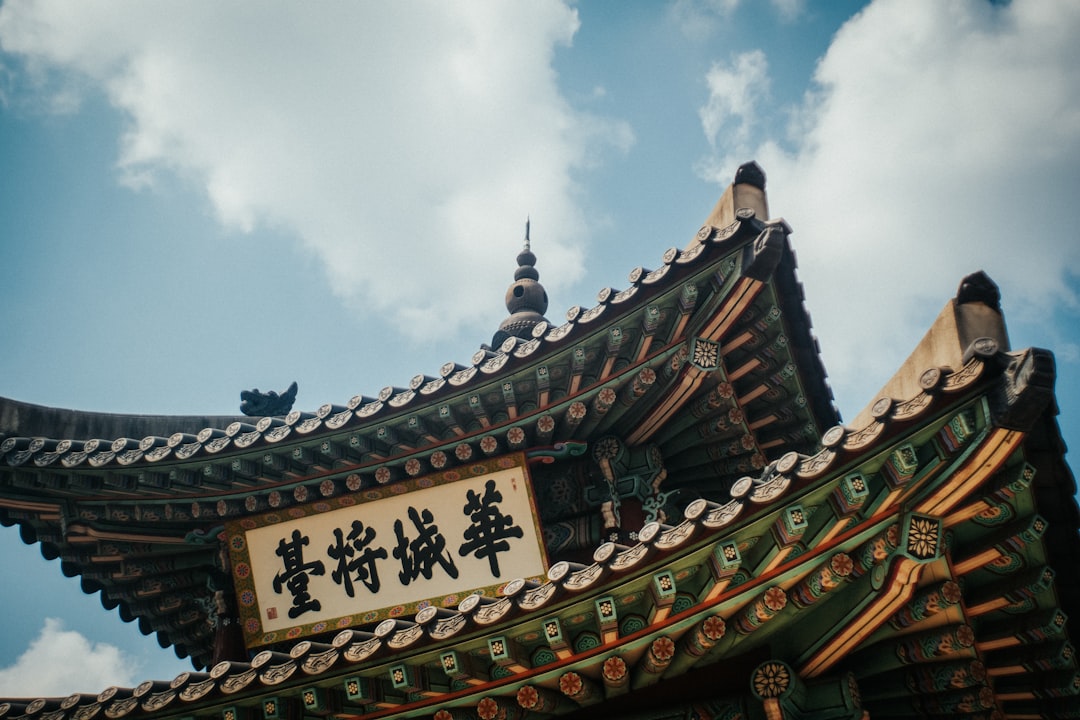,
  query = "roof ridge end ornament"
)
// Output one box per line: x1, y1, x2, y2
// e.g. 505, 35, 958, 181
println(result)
239, 381, 298, 417
734, 160, 766, 191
